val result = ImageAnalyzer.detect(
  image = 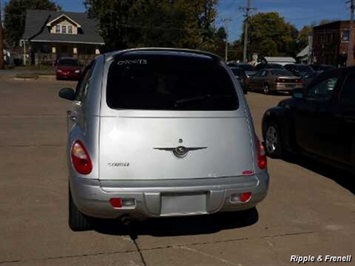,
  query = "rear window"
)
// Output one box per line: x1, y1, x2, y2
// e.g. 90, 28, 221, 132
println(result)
270, 69, 294, 76
106, 52, 238, 110
296, 65, 313, 72
58, 58, 79, 66
238, 64, 255, 71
